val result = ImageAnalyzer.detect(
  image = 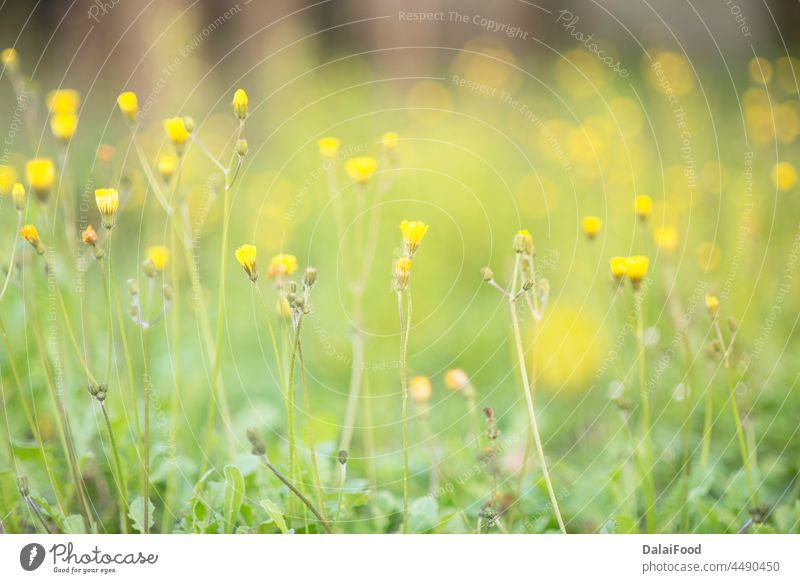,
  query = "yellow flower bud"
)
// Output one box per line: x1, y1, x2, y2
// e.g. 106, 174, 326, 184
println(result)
81, 225, 98, 247
163, 117, 190, 151
399, 220, 429, 257
654, 226, 678, 252
232, 88, 248, 120
581, 215, 601, 239
117, 91, 138, 123
95, 188, 120, 229
382, 131, 399, 151
345, 156, 378, 184
20, 224, 44, 254
235, 244, 258, 282
50, 113, 78, 142
409, 375, 432, 403
157, 154, 178, 183
393, 257, 412, 291
705, 294, 719, 316
11, 182, 25, 210
46, 89, 80, 115
146, 246, 169, 273
25, 159, 55, 201
634, 195, 652, 221
610, 256, 627, 280
513, 229, 534, 254
318, 137, 340, 160
625, 256, 649, 288
444, 369, 469, 391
